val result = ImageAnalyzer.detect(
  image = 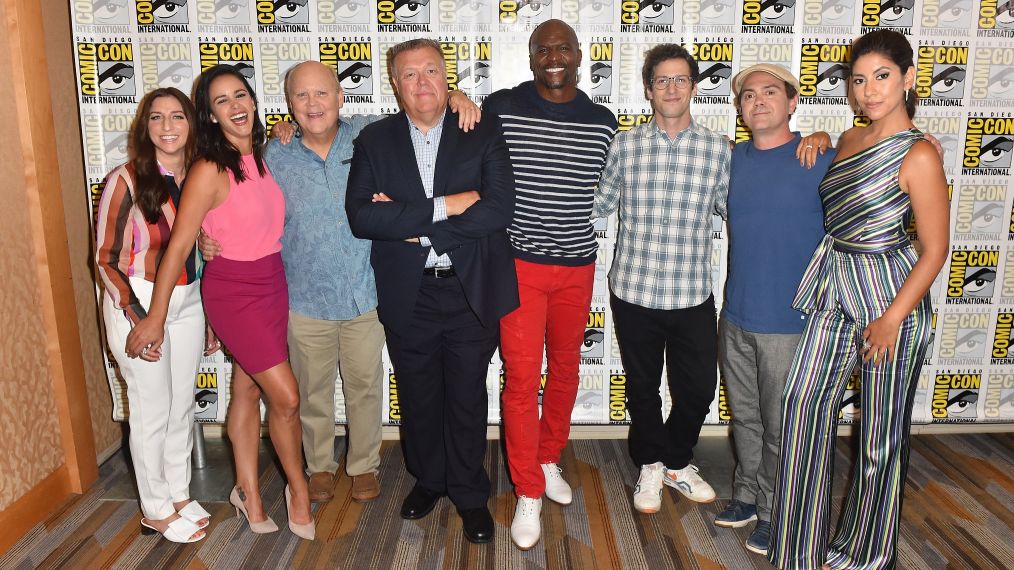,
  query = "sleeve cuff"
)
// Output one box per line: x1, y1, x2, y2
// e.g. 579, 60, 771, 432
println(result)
432, 196, 448, 223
